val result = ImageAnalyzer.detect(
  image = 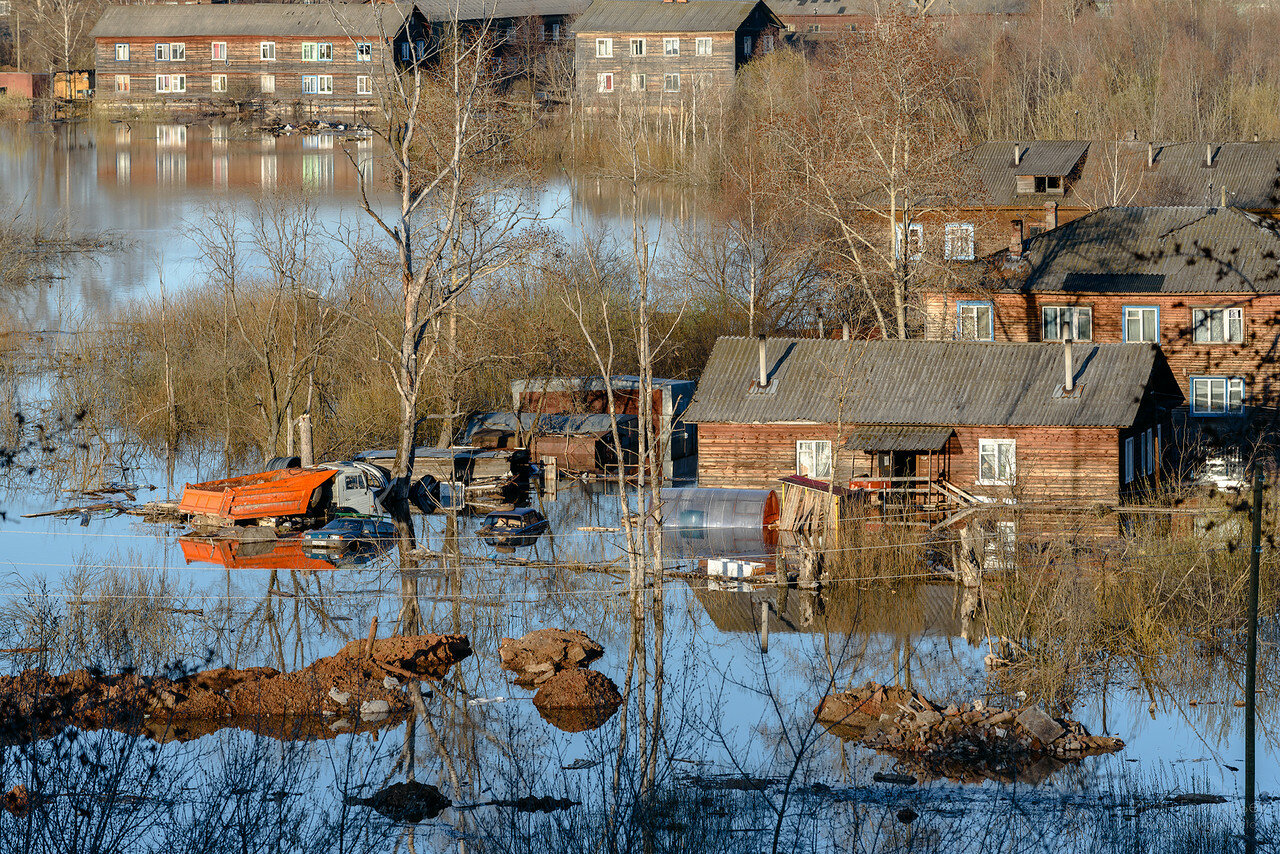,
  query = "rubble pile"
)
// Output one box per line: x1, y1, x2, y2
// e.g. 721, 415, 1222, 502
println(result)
498, 628, 604, 687
816, 682, 1124, 781
0, 634, 471, 742
499, 628, 621, 732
